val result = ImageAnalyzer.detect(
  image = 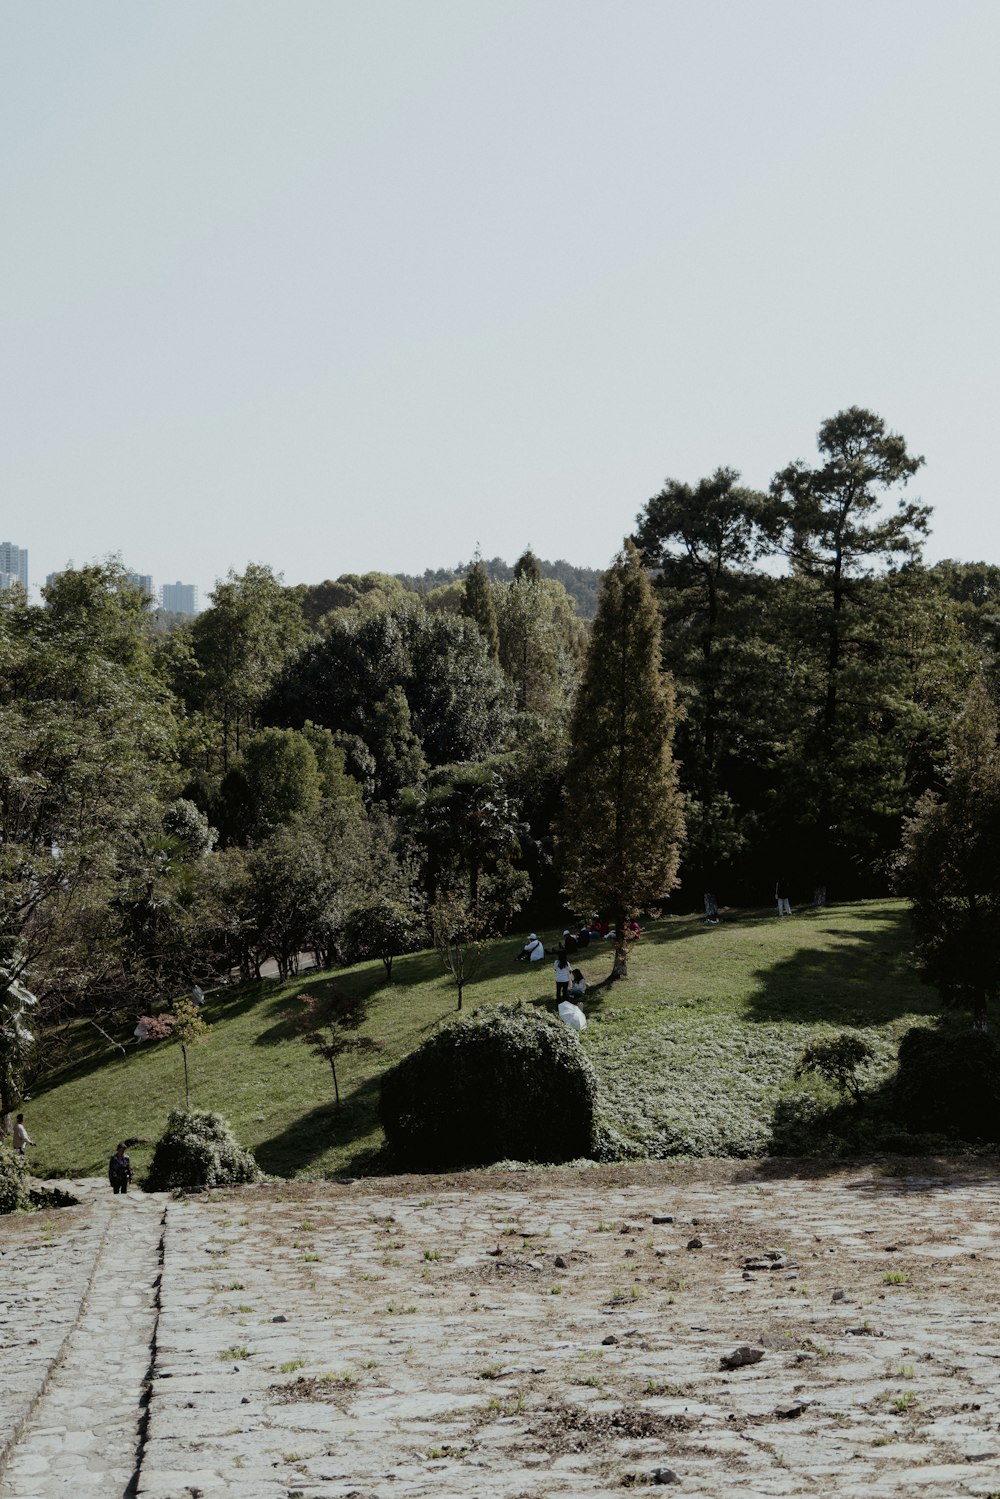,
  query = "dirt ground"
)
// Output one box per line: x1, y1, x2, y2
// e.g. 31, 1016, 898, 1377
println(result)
3, 1157, 1000, 1497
